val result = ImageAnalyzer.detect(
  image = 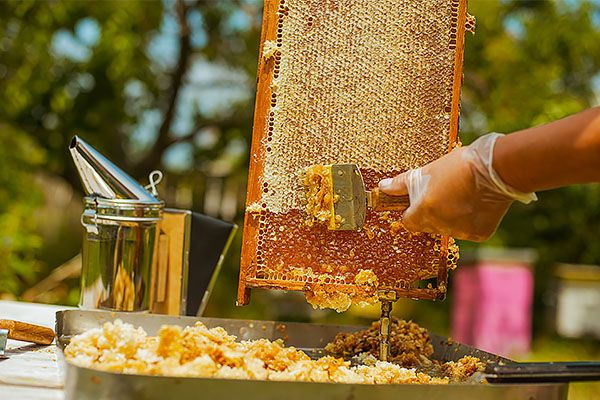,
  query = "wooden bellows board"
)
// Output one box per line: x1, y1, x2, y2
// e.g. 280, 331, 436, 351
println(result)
238, 0, 471, 309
